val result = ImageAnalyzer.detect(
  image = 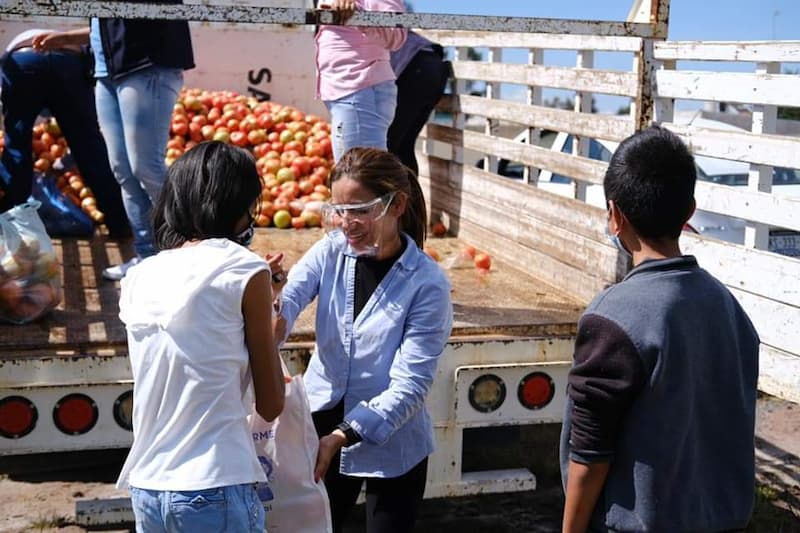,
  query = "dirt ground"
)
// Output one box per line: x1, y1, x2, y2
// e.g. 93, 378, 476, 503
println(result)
1, 395, 799, 533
